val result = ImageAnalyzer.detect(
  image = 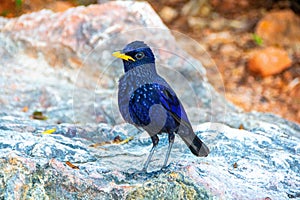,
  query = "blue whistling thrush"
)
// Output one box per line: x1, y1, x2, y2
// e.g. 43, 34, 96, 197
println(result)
113, 41, 209, 171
